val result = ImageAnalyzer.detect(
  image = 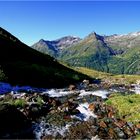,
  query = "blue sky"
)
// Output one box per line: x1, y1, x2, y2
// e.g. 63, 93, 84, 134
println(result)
1, 1, 140, 45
